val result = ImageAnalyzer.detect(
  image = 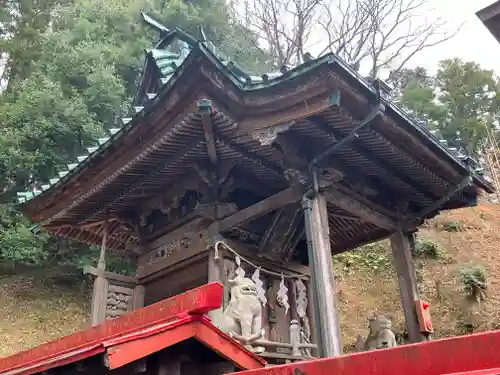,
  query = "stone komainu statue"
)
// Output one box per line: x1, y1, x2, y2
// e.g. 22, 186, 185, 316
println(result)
363, 314, 397, 351
211, 275, 265, 353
